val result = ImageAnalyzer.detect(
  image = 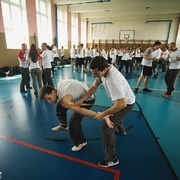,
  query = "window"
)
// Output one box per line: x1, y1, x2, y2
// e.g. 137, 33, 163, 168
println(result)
36, 0, 52, 48
1, 0, 29, 49
71, 14, 78, 47
81, 18, 87, 47
57, 6, 68, 49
